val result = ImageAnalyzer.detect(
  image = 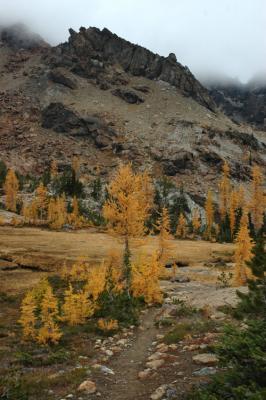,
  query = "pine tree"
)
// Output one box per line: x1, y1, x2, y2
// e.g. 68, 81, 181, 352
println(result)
192, 208, 201, 236
249, 165, 264, 233
35, 182, 48, 220
4, 169, 19, 212
18, 291, 37, 340
103, 163, 153, 292
219, 161, 231, 221
37, 285, 62, 345
205, 190, 214, 239
176, 212, 188, 239
234, 211, 254, 286
237, 237, 266, 316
